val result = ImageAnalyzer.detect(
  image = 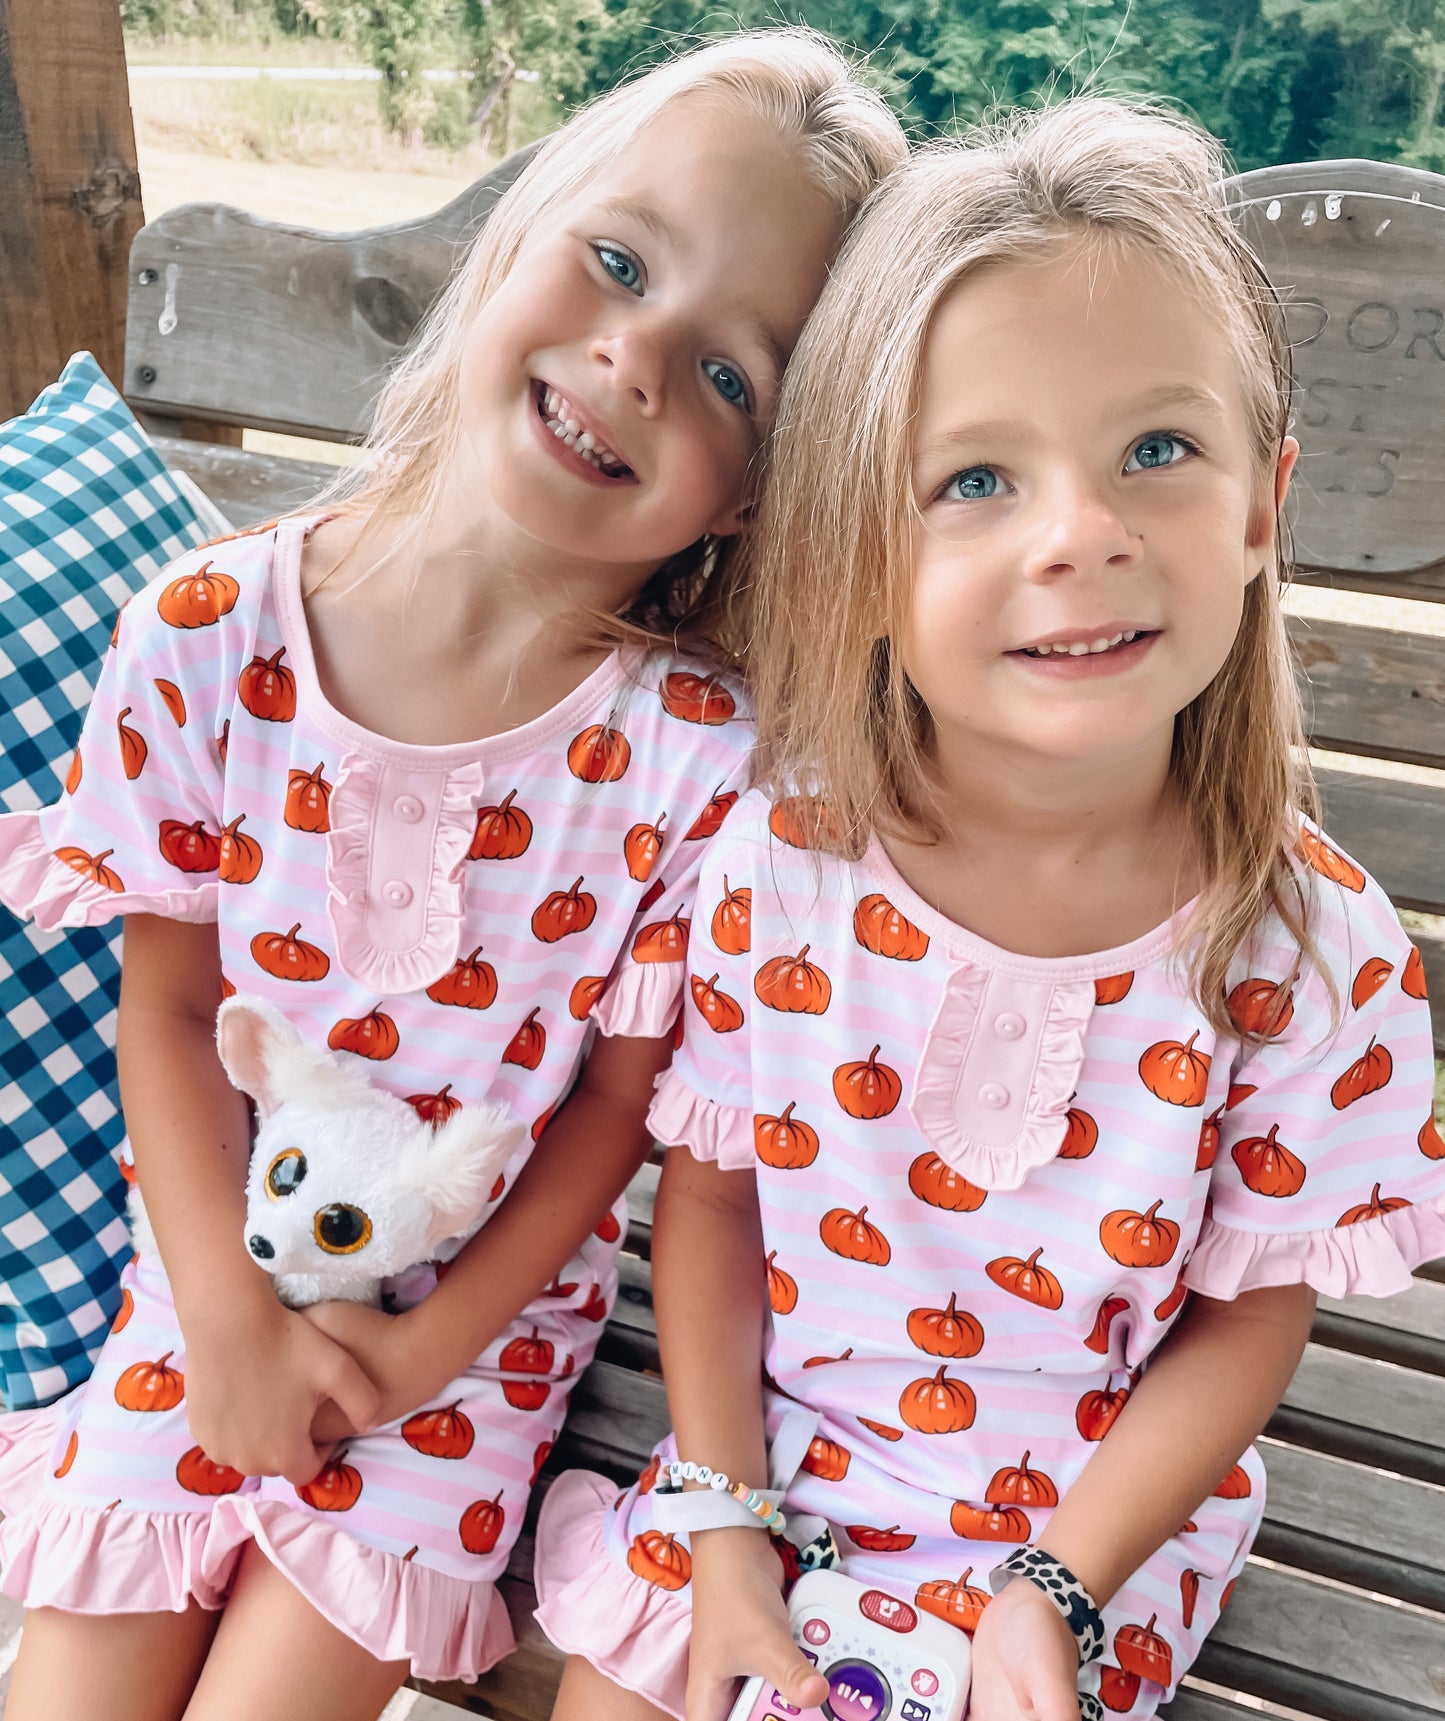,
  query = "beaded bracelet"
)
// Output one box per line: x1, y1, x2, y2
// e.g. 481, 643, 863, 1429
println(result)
656, 1459, 788, 1534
